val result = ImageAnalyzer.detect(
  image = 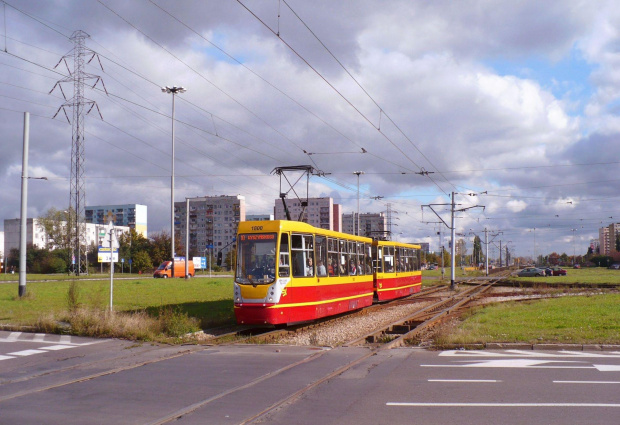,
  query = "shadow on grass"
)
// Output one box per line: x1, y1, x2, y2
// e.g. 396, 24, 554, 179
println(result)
142, 299, 235, 329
